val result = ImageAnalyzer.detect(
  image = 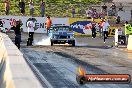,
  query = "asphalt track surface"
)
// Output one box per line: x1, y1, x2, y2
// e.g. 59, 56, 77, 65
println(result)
8, 33, 132, 88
